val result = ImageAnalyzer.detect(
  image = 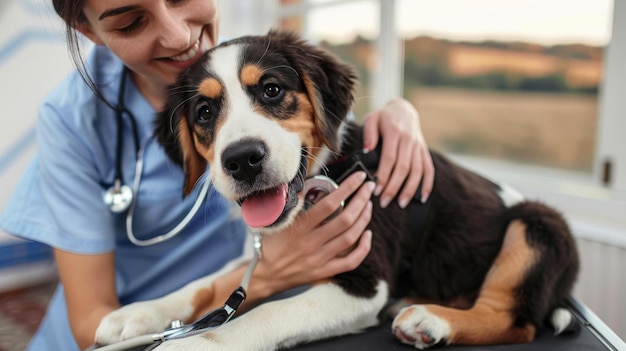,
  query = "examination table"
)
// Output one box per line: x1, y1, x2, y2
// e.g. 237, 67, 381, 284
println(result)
291, 297, 625, 351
